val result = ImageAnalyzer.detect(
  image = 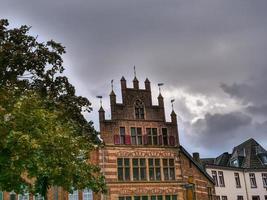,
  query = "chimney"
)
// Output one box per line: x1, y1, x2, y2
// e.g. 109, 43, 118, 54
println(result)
193, 152, 200, 163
